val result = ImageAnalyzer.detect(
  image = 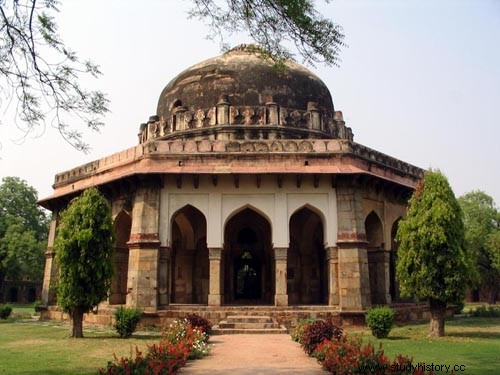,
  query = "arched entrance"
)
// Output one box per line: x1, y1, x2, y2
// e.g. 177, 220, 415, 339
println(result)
224, 208, 273, 305
171, 205, 208, 304
288, 207, 327, 305
110, 210, 131, 304
365, 211, 387, 304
